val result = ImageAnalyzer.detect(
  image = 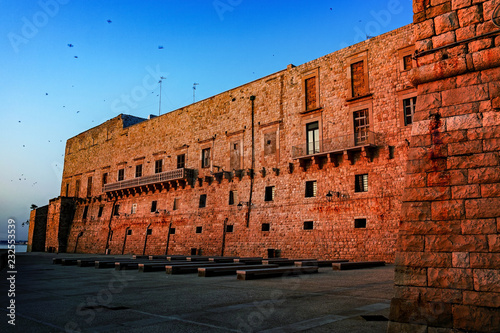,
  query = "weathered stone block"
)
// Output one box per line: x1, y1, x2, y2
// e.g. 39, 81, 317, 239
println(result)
451, 184, 481, 199
457, 5, 483, 27
426, 234, 488, 252
461, 218, 497, 234
466, 197, 500, 218
452, 251, 470, 268
394, 265, 428, 286
428, 267, 474, 289
463, 290, 500, 307
441, 85, 489, 107
453, 304, 500, 332
470, 253, 500, 269
434, 12, 460, 34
